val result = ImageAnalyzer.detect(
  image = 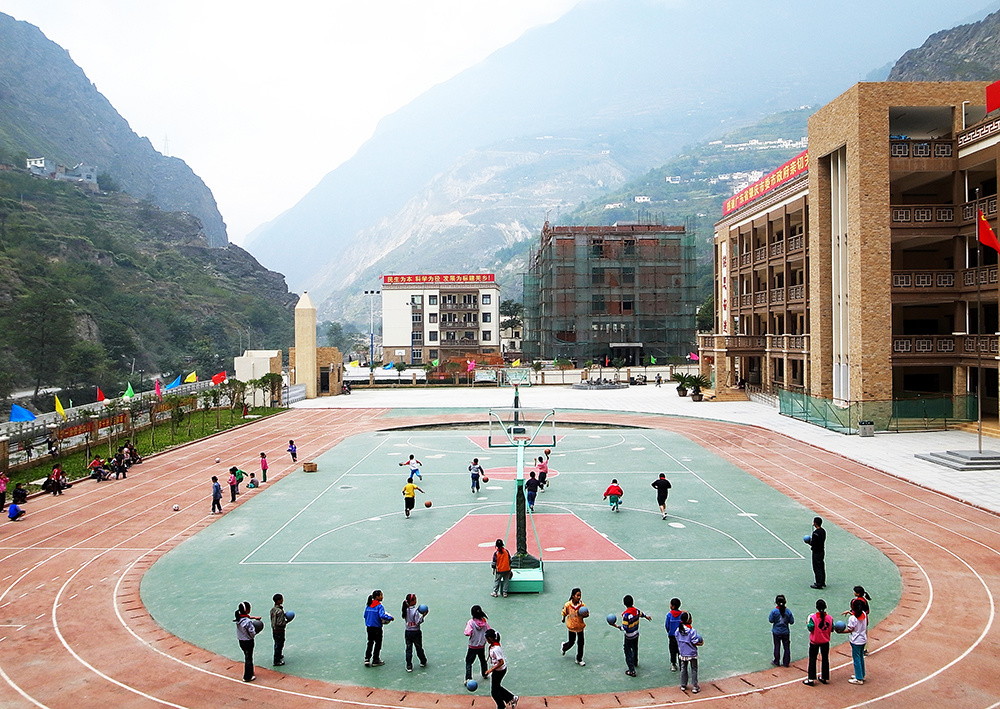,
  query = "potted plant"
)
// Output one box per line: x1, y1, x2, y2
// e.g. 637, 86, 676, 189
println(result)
671, 372, 691, 397
688, 374, 712, 402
